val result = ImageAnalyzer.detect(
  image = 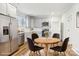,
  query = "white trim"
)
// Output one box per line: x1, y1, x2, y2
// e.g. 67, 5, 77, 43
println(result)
72, 48, 79, 55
